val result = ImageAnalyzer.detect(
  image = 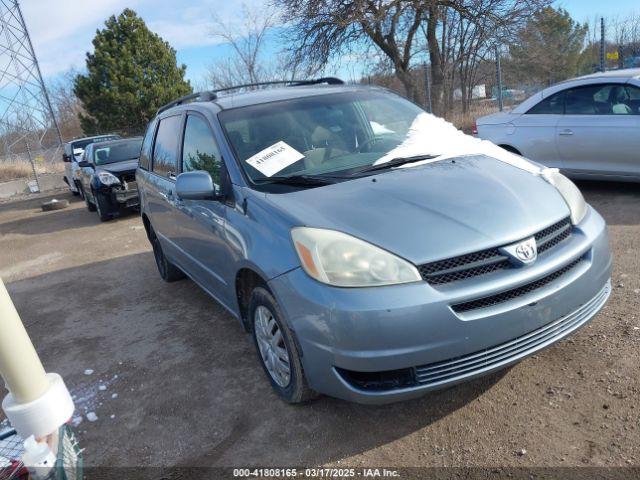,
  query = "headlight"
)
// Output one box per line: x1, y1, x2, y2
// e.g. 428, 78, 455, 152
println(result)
291, 227, 421, 287
97, 171, 120, 186
542, 169, 587, 225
